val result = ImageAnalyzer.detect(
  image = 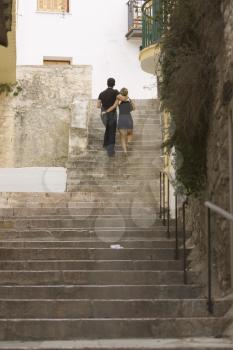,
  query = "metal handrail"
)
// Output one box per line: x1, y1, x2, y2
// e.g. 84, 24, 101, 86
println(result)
159, 171, 188, 283
205, 201, 233, 313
